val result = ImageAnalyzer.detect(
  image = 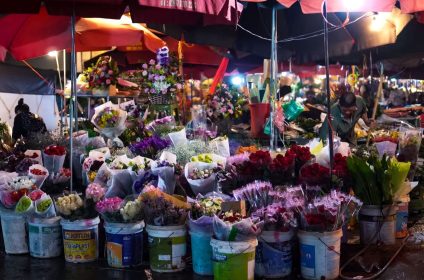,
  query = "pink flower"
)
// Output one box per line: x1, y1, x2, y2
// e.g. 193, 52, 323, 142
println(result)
142, 63, 148, 69
176, 83, 182, 89
228, 109, 234, 114
155, 64, 161, 70
86, 183, 105, 202
220, 107, 227, 113
108, 70, 113, 75
83, 158, 93, 172
149, 59, 155, 65
96, 197, 123, 214
106, 79, 111, 85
